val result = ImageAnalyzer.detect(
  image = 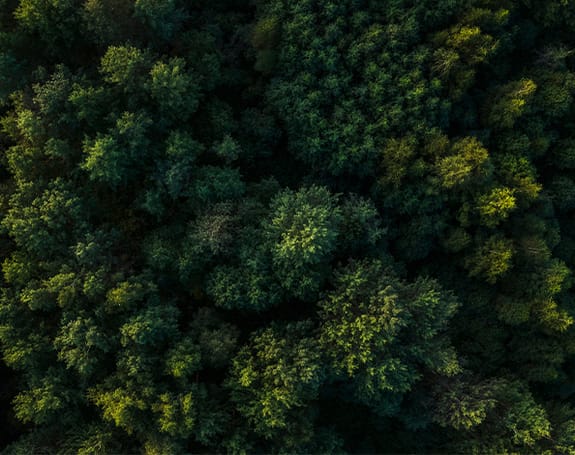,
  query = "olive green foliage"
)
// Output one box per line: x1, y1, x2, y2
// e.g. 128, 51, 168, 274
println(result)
0, 0, 575, 453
